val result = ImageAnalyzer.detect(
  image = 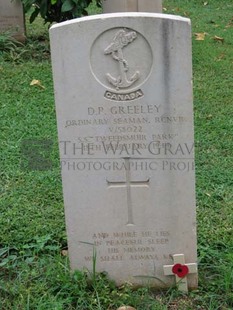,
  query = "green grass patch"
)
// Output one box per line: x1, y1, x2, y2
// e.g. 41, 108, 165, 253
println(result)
0, 0, 232, 309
